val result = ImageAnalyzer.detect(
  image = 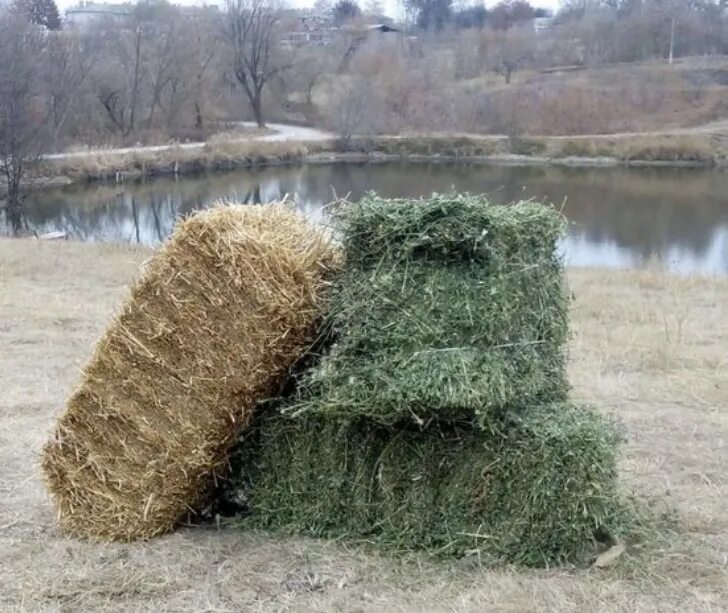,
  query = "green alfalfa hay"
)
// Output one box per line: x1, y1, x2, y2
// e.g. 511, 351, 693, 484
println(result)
286, 193, 570, 428
233, 402, 629, 566
338, 192, 564, 267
